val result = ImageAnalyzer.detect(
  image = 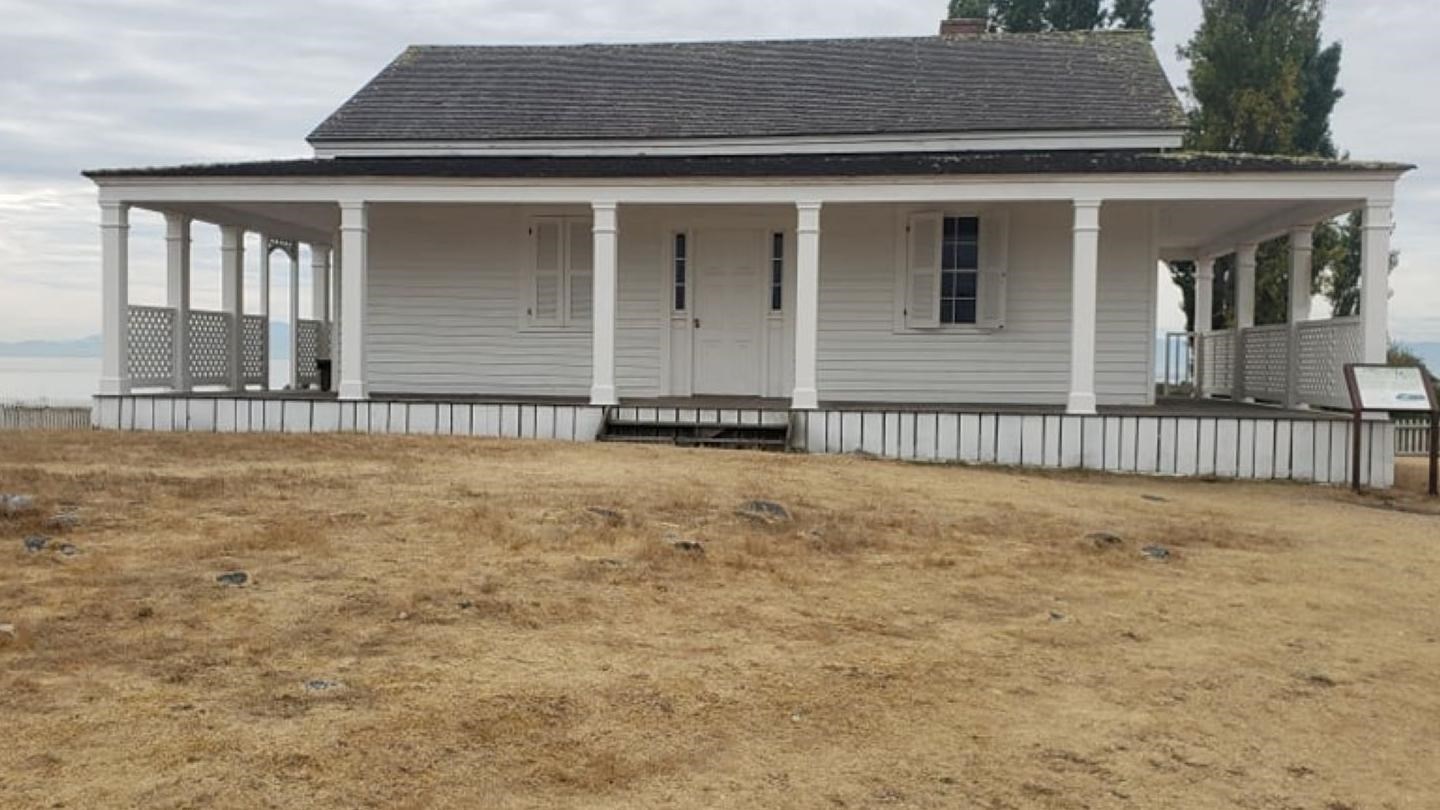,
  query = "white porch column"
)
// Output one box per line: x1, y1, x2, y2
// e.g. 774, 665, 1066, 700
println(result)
590, 201, 619, 406
312, 245, 331, 322
338, 203, 369, 400
289, 247, 302, 389
1067, 199, 1102, 414
1288, 225, 1314, 325
99, 202, 131, 395
1195, 256, 1217, 335
1233, 242, 1258, 402
1235, 242, 1258, 329
258, 236, 272, 390
220, 225, 245, 390
331, 233, 342, 393
1286, 226, 1315, 408
164, 212, 191, 391
1360, 200, 1393, 364
791, 202, 822, 410
1193, 255, 1216, 399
